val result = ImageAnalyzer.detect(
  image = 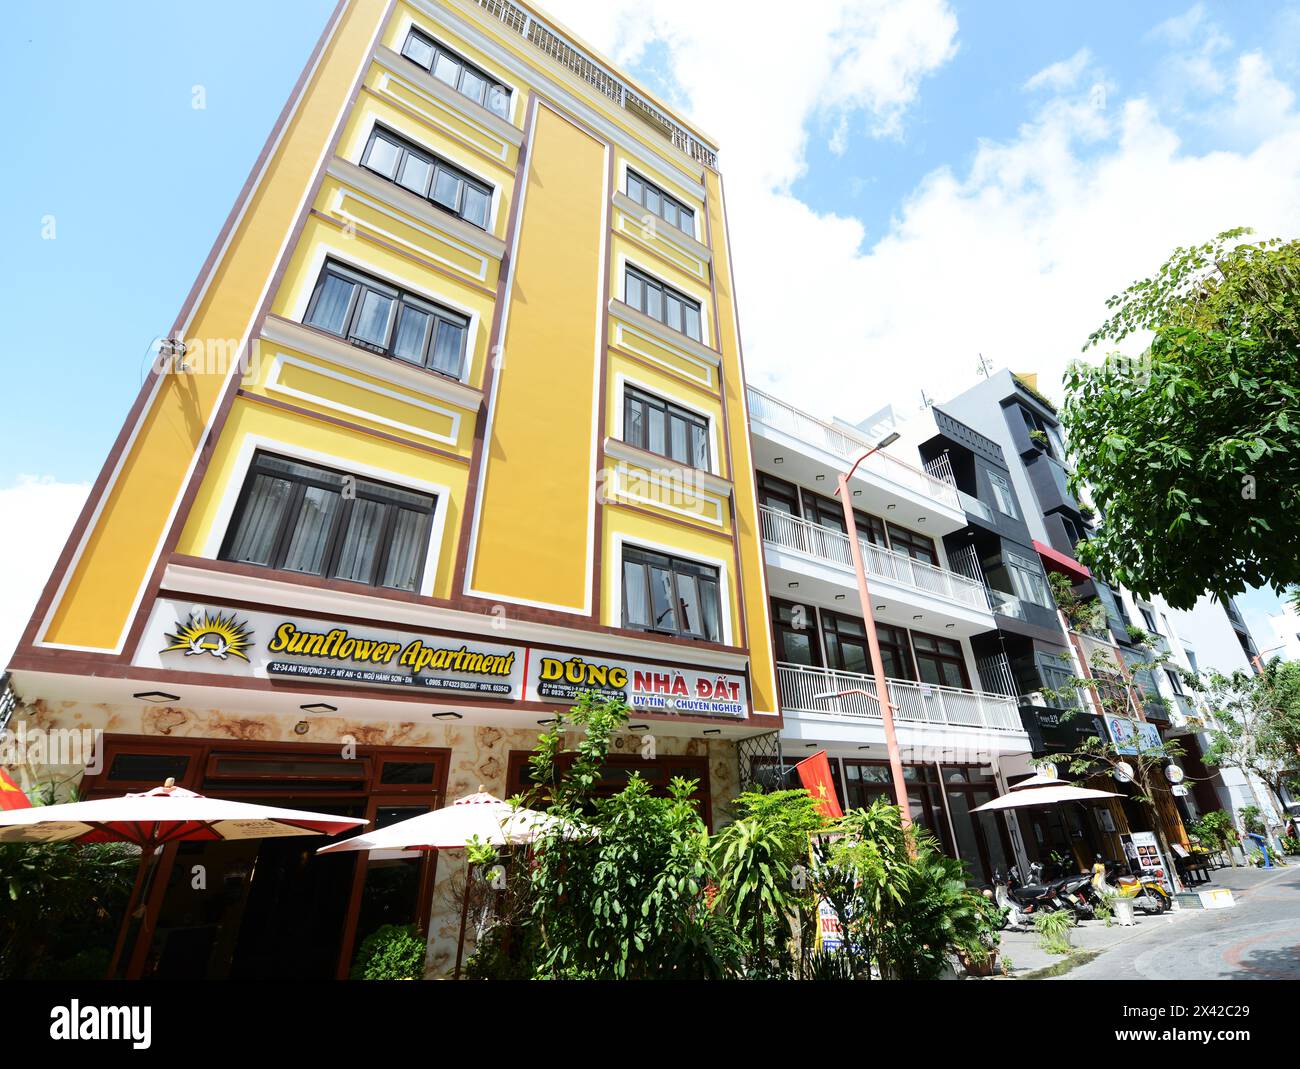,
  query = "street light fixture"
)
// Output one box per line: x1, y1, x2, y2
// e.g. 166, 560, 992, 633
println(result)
832, 430, 913, 828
